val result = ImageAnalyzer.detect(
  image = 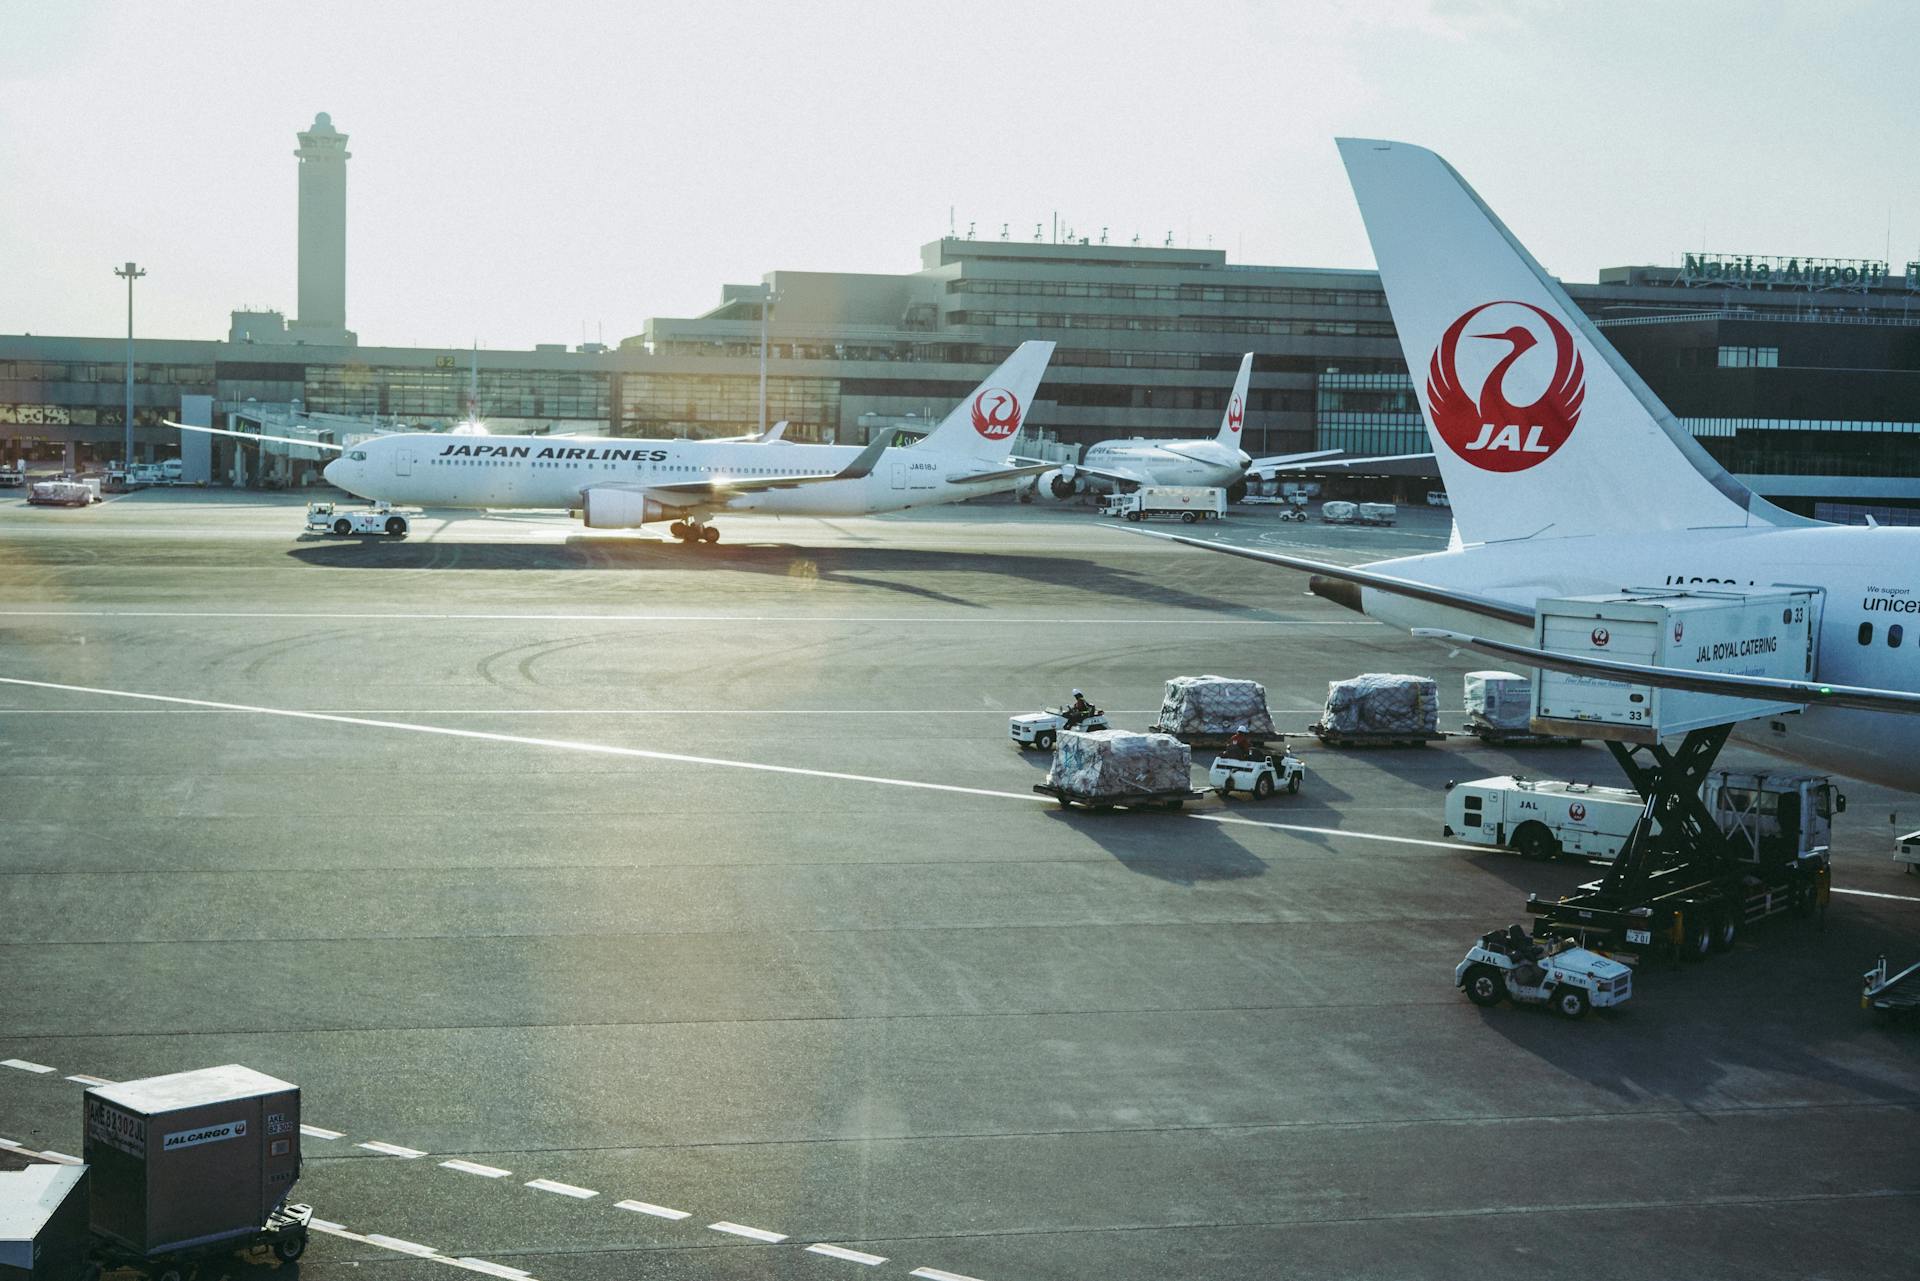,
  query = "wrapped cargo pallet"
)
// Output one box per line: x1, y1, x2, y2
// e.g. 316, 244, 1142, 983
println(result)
1157, 675, 1276, 737
1463, 670, 1531, 731
1046, 729, 1191, 798
1321, 500, 1357, 523
1322, 673, 1439, 735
